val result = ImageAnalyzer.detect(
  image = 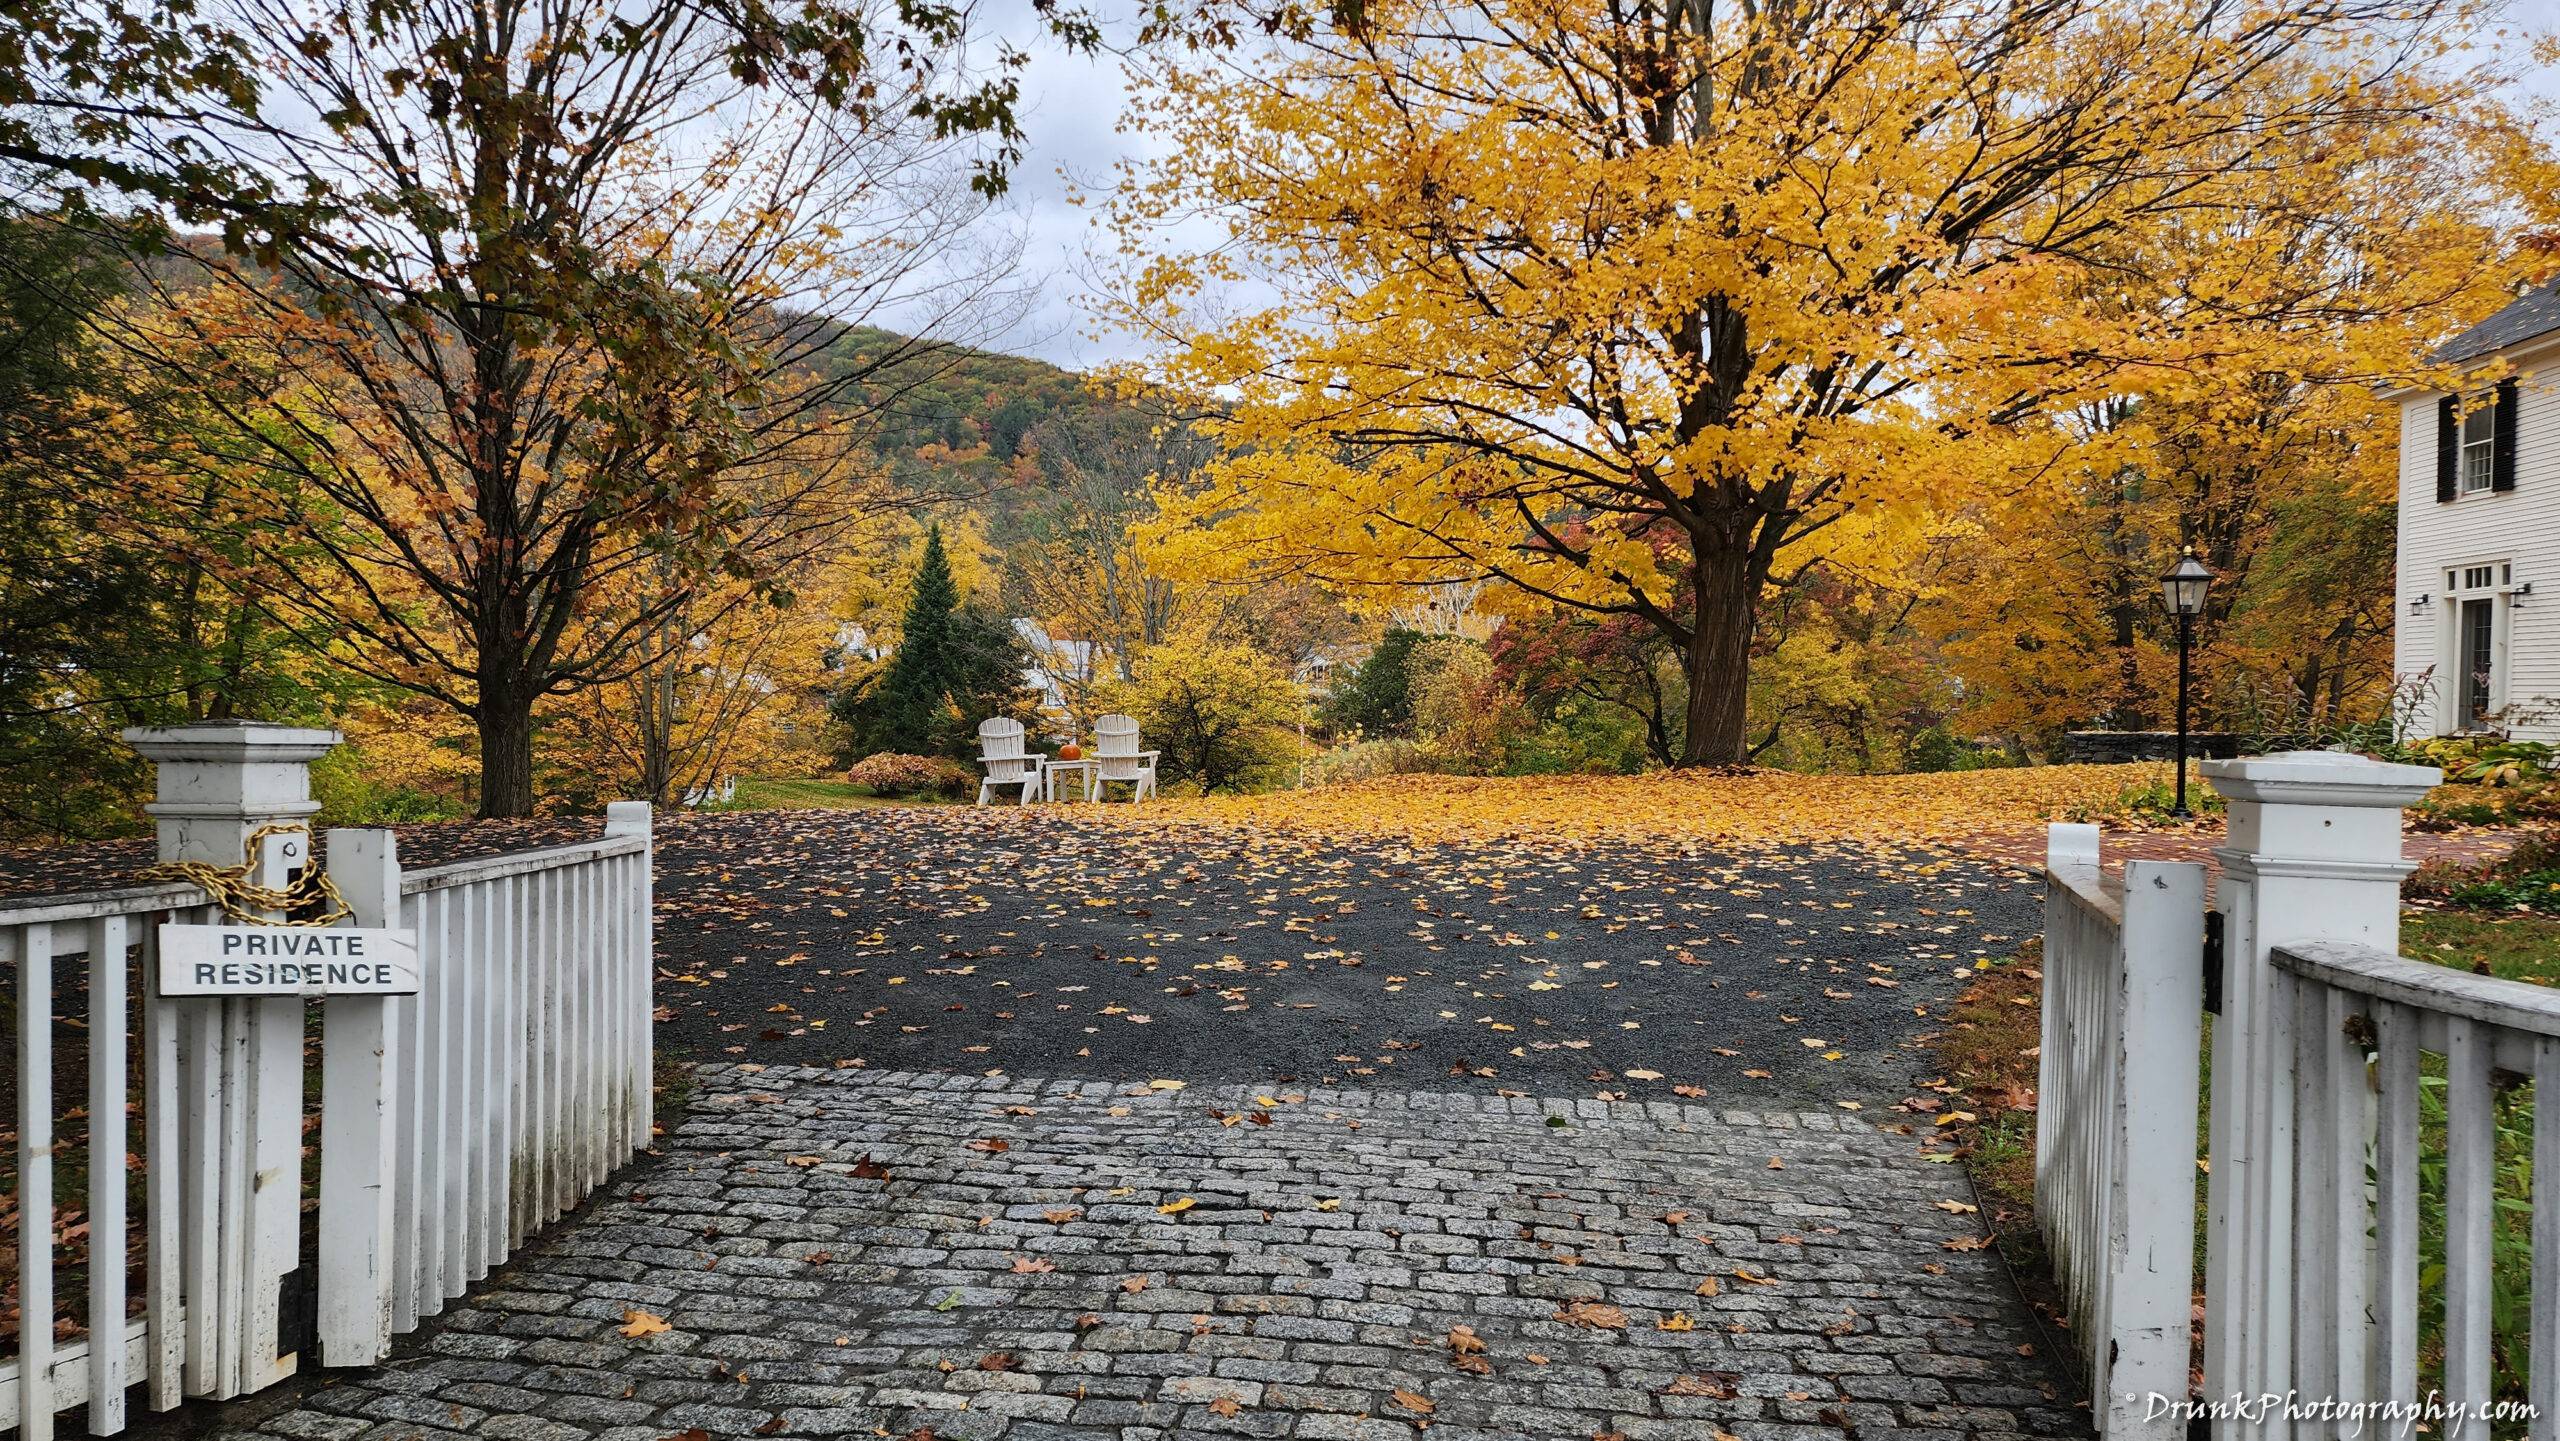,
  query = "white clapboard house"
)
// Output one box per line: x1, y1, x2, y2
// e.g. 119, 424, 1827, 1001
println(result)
2391, 286, 2560, 740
